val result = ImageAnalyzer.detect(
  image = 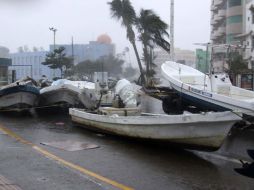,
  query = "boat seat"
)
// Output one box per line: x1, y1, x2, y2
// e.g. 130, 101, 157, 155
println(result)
179, 76, 196, 85
215, 85, 230, 96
